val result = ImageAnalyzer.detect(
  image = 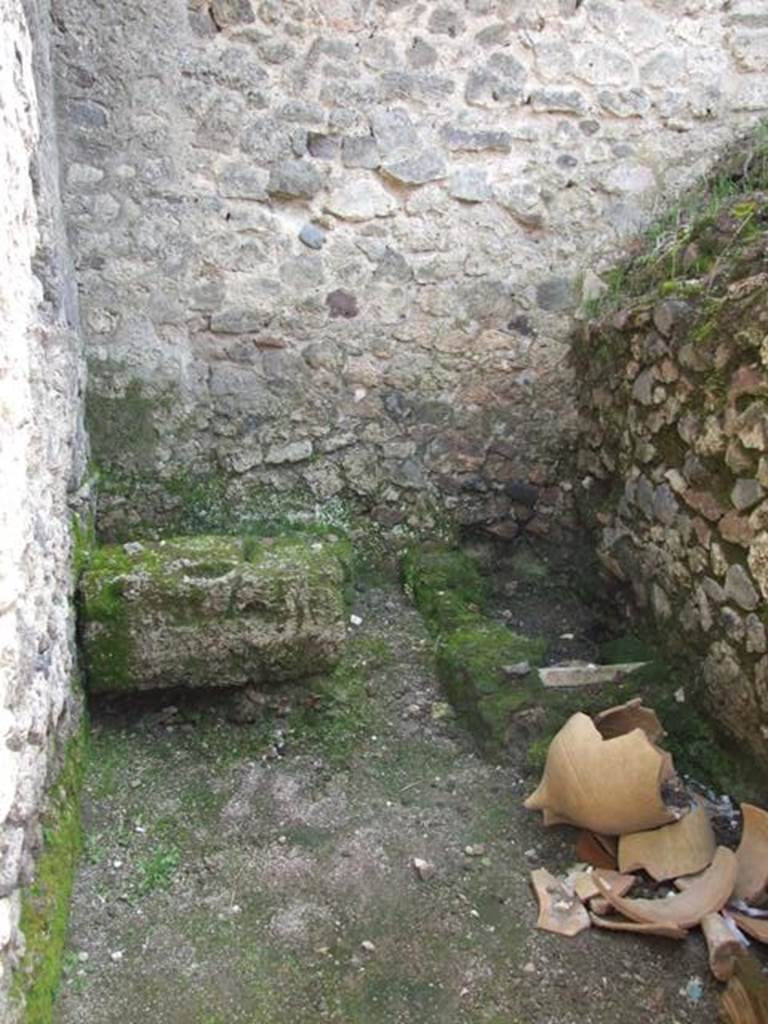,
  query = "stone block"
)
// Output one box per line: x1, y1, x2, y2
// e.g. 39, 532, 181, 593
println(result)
217, 162, 268, 200
325, 177, 398, 220
299, 223, 327, 250
449, 168, 491, 203
536, 276, 576, 312
370, 108, 420, 154
494, 181, 546, 227
724, 563, 760, 611
341, 136, 380, 169
210, 307, 270, 333
210, 0, 255, 26
406, 37, 437, 68
598, 89, 650, 118
265, 439, 313, 463
529, 88, 587, 114
466, 69, 524, 107
442, 127, 511, 153
746, 613, 767, 653
381, 149, 447, 185
748, 533, 768, 600
427, 5, 465, 36
266, 160, 323, 199
80, 535, 348, 693
732, 478, 764, 512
